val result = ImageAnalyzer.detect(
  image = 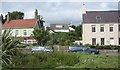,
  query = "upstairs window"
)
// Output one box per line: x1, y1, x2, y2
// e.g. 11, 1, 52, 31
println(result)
24, 30, 27, 35
109, 24, 113, 32
92, 25, 96, 32
15, 30, 19, 36
119, 25, 120, 32
100, 25, 104, 32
